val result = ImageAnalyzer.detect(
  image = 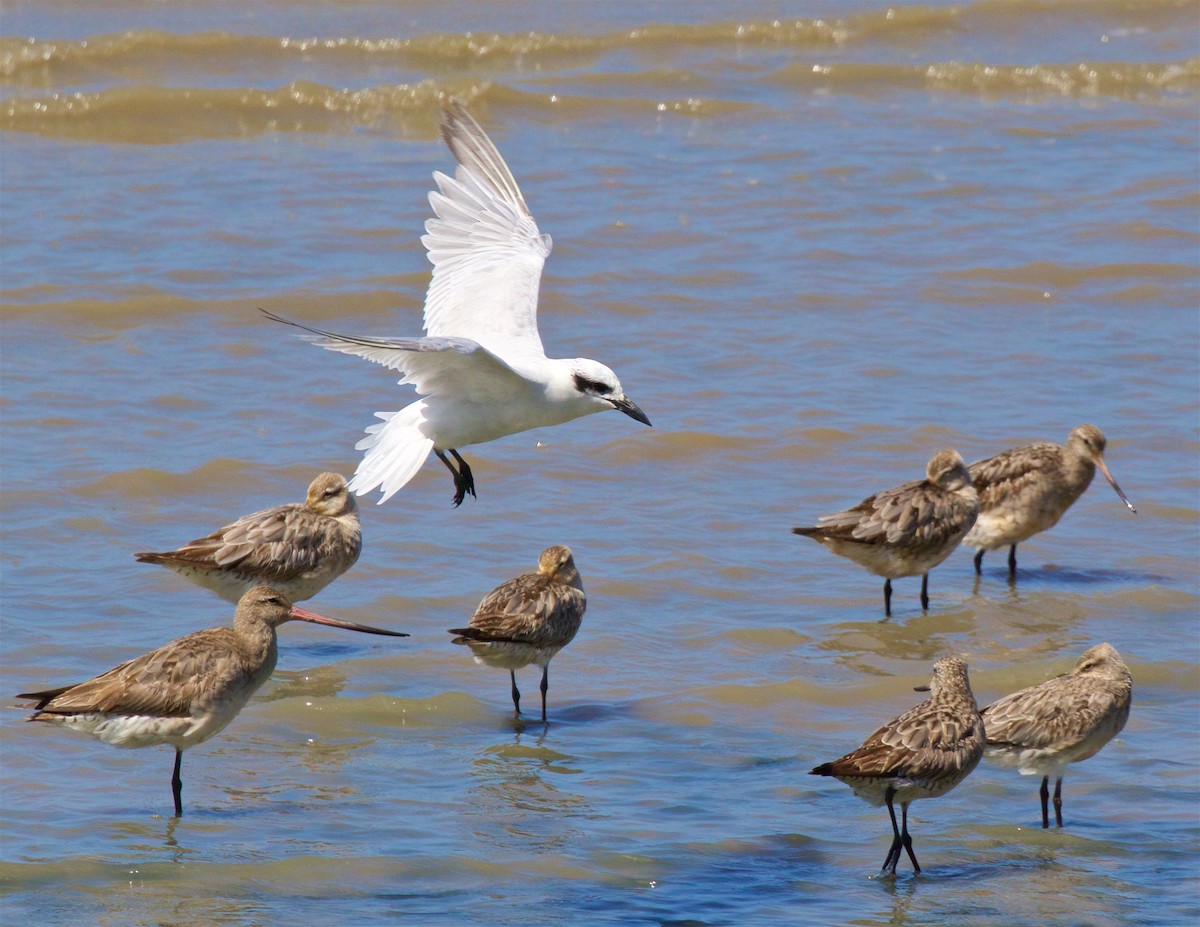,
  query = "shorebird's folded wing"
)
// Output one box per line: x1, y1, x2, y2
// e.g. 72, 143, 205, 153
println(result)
968, 443, 1059, 507
458, 576, 586, 648
982, 679, 1104, 750
18, 633, 232, 718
